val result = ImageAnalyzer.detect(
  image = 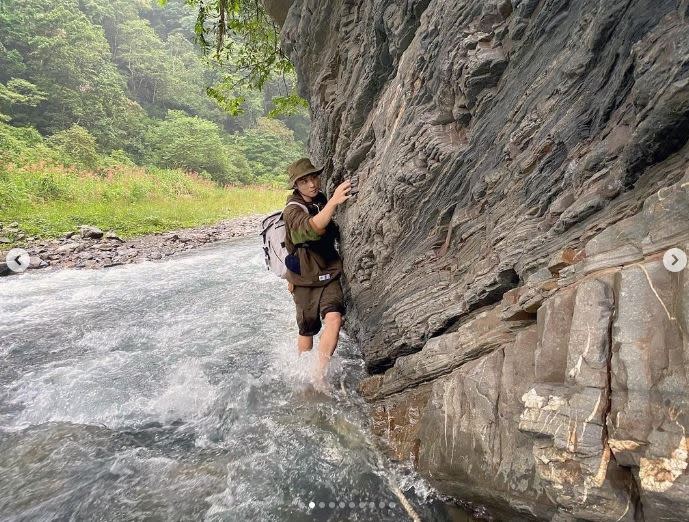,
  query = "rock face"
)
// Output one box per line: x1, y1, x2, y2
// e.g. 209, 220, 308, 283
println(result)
273, 0, 689, 519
